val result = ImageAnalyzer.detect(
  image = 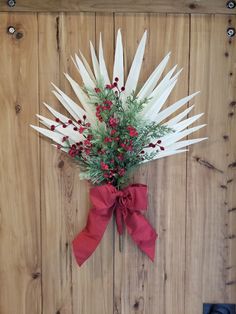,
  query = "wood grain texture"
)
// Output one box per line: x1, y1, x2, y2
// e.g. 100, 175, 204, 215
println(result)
185, 14, 236, 313
0, 11, 236, 314
38, 13, 74, 314
113, 13, 189, 314
0, 13, 41, 314
1, 0, 236, 14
